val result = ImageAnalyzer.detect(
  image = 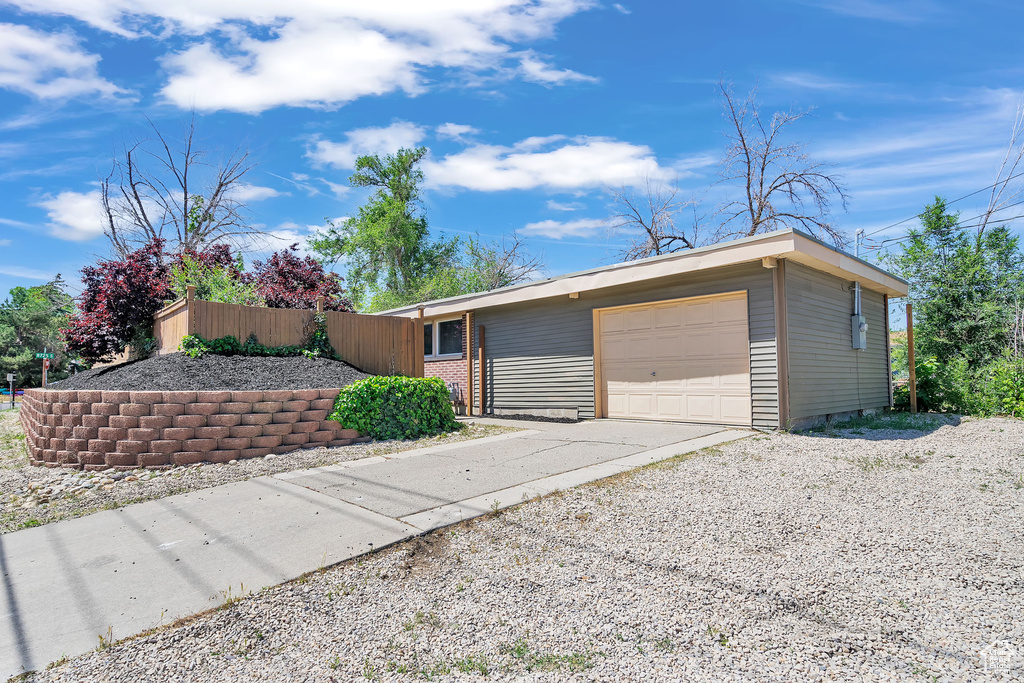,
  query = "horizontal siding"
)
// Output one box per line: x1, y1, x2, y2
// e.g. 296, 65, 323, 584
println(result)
785, 261, 890, 420
474, 263, 779, 428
